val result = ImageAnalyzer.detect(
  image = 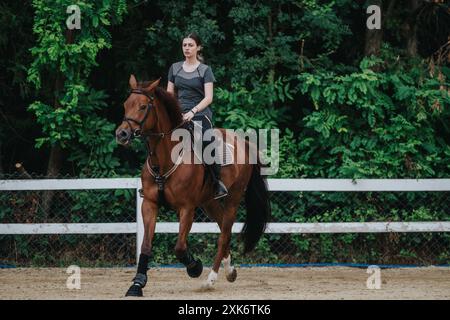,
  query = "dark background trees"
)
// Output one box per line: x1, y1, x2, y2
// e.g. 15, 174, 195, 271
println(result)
0, 0, 448, 178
